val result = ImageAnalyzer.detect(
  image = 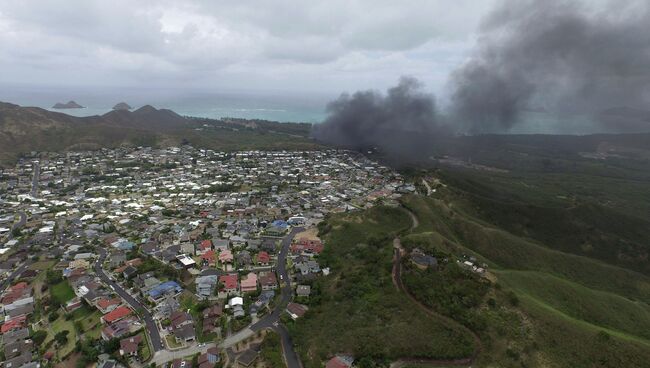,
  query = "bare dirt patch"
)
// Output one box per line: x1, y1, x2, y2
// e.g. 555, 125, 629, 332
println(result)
294, 227, 321, 241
